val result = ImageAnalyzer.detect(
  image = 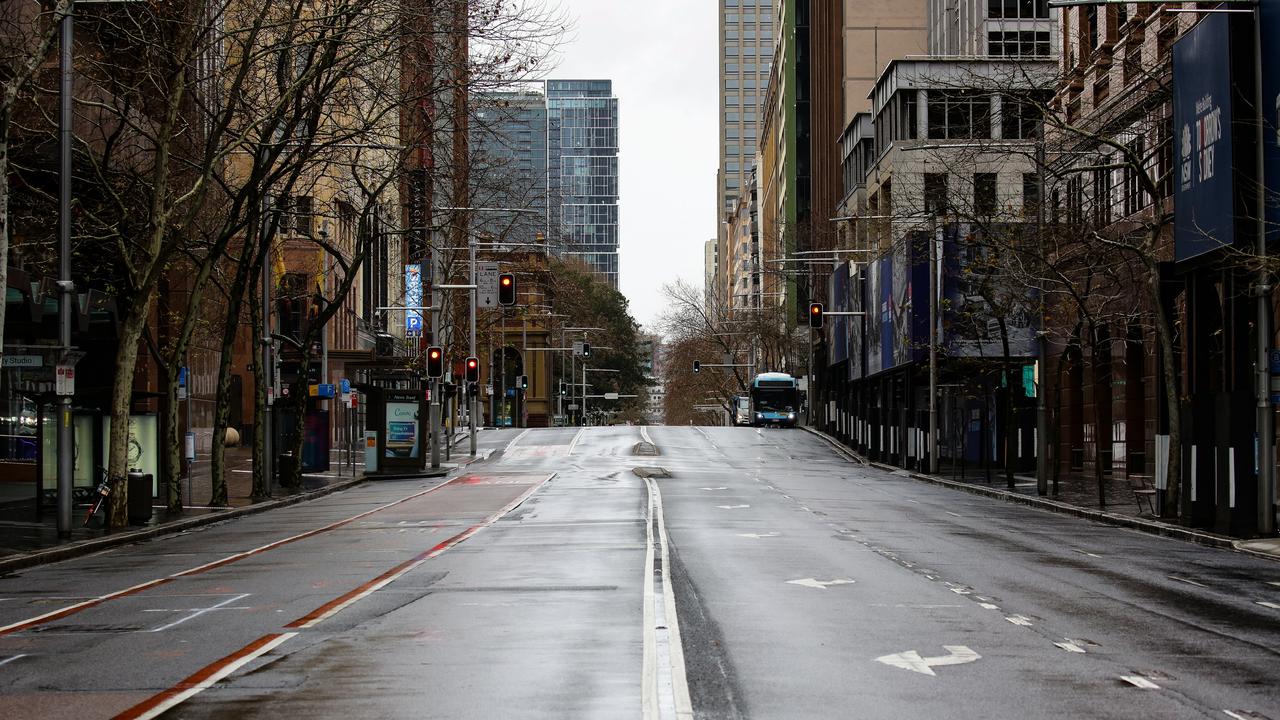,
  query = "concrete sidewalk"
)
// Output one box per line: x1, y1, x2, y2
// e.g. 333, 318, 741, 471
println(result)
802, 426, 1280, 563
